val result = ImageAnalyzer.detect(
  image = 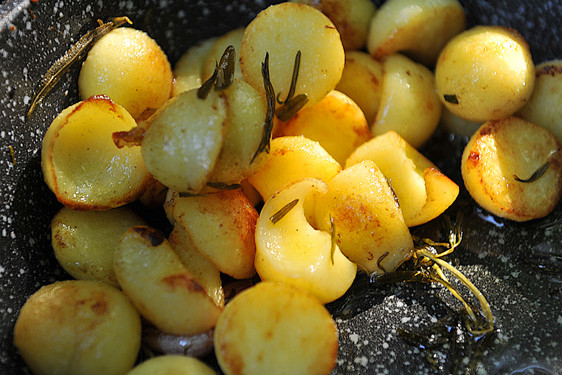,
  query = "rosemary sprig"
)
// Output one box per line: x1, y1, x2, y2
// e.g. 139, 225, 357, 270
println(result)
330, 215, 336, 265
270, 198, 299, 224
197, 45, 236, 99
251, 52, 276, 163
275, 50, 308, 121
